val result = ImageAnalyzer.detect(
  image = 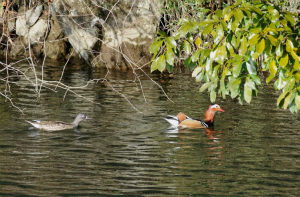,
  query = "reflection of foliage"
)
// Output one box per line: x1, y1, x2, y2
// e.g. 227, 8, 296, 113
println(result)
152, 0, 300, 113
